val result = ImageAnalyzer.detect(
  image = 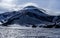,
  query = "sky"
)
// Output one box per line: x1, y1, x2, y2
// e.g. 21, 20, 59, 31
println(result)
0, 0, 60, 15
